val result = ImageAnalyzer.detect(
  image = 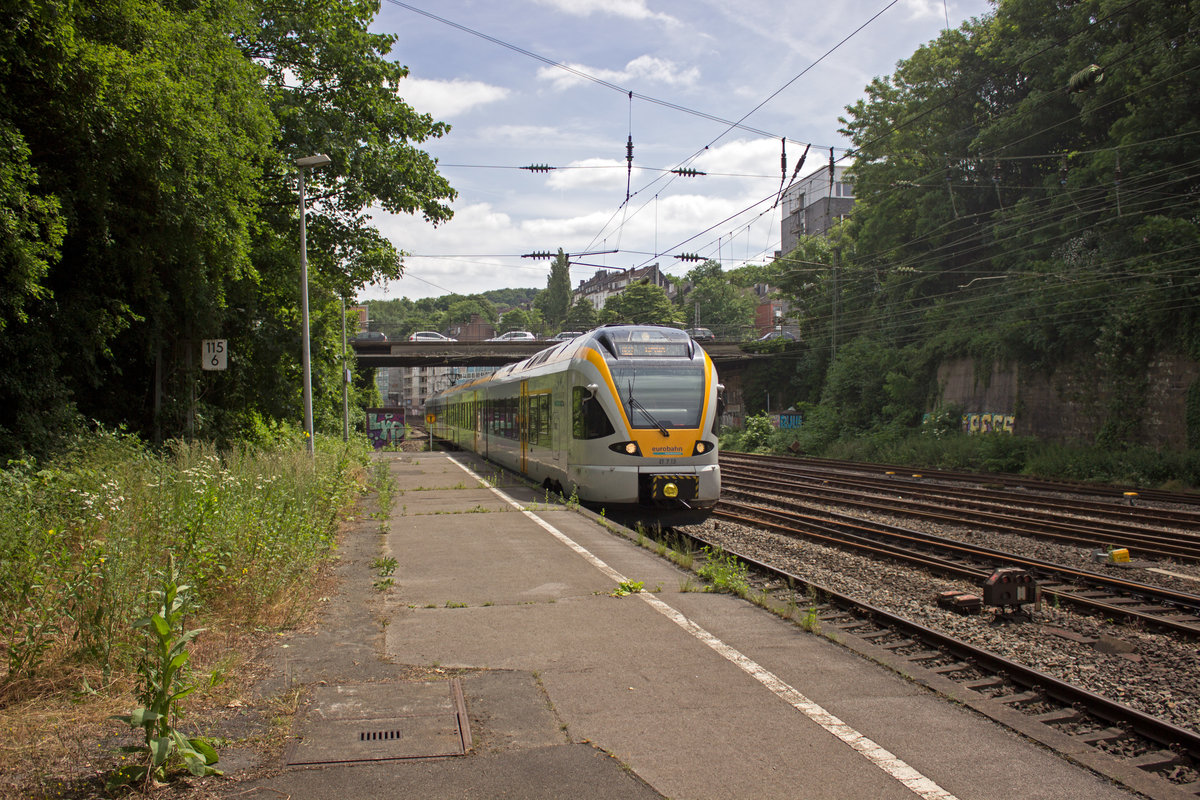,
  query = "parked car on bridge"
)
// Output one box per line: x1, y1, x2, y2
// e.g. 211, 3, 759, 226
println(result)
685, 327, 715, 342
354, 330, 387, 342
408, 331, 457, 341
487, 330, 537, 342
550, 331, 584, 341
